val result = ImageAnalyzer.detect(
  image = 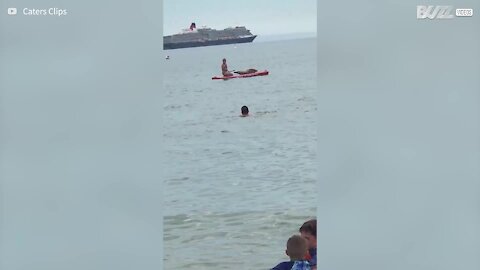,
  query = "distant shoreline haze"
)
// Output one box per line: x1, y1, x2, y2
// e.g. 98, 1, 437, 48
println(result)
255, 32, 317, 42
162, 31, 317, 43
